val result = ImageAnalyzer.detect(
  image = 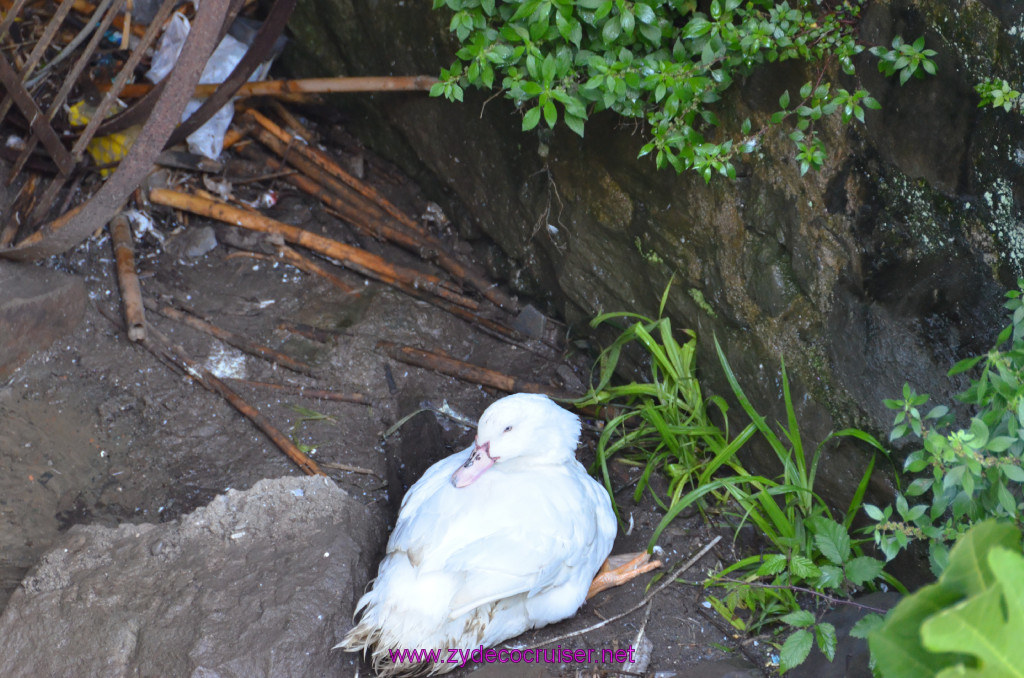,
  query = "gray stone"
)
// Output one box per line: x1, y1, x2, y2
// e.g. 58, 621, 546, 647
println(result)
0, 261, 85, 381
0, 476, 386, 678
